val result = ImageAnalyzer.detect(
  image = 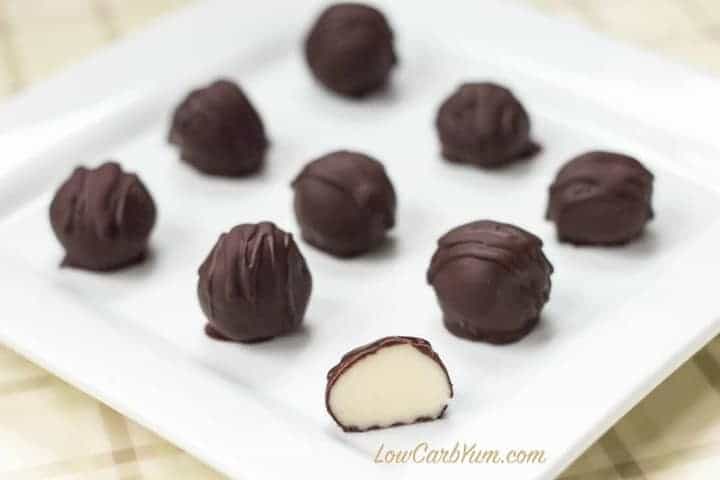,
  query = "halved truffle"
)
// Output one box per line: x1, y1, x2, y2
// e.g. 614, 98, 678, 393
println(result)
169, 79, 268, 176
435, 82, 539, 168
49, 162, 156, 271
546, 151, 654, 245
198, 222, 312, 342
291, 150, 396, 257
305, 3, 397, 97
428, 220, 553, 344
326, 336, 453, 432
